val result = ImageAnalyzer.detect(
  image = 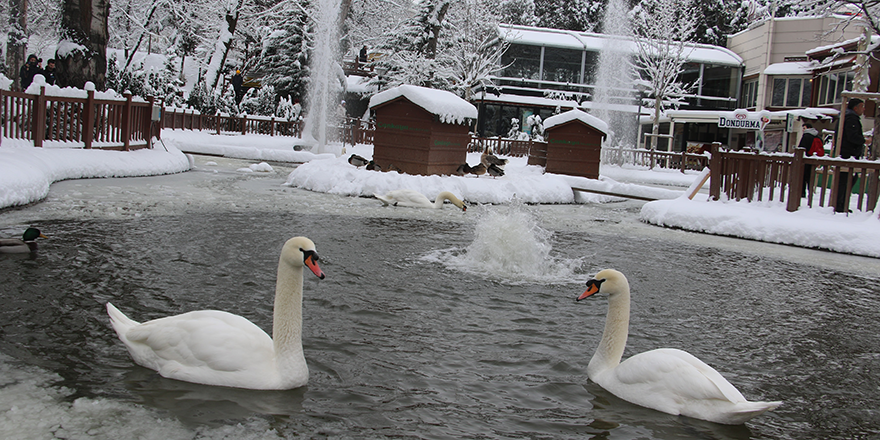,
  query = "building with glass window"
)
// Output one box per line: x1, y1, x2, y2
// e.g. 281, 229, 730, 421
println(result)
474, 24, 744, 144
726, 16, 866, 151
